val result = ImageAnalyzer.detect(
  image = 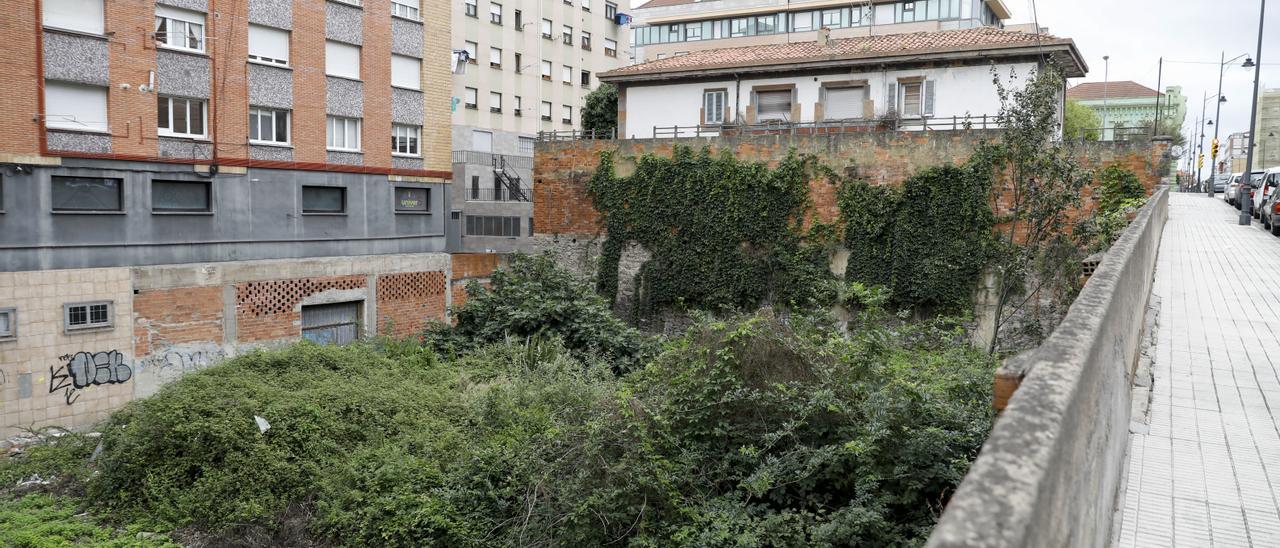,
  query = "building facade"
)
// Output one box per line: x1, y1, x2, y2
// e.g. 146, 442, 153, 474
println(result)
0, 0, 463, 436
1066, 82, 1185, 142
1228, 131, 1250, 174
629, 0, 1030, 62
450, 0, 630, 252
1252, 88, 1280, 170
599, 27, 1085, 139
